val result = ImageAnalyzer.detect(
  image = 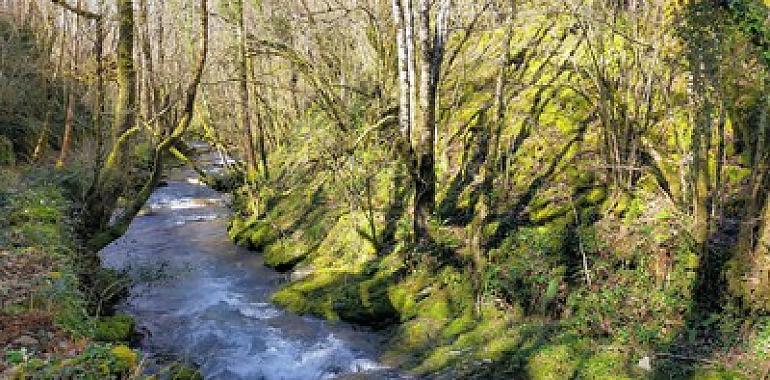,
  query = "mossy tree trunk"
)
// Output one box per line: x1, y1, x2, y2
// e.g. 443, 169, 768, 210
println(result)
237, 0, 258, 180
84, 0, 136, 232
110, 0, 209, 237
